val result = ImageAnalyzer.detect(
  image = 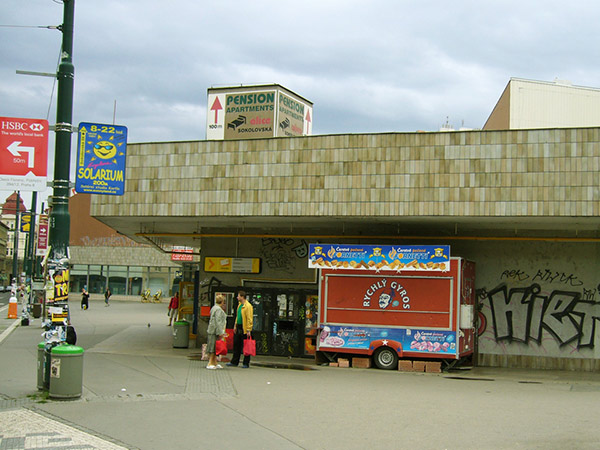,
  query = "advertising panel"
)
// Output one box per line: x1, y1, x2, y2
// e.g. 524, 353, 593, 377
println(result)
20, 213, 31, 233
319, 324, 458, 356
276, 92, 306, 137
36, 214, 49, 256
171, 246, 194, 261
0, 117, 49, 191
224, 90, 275, 140
75, 122, 128, 195
207, 85, 313, 140
308, 244, 450, 271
